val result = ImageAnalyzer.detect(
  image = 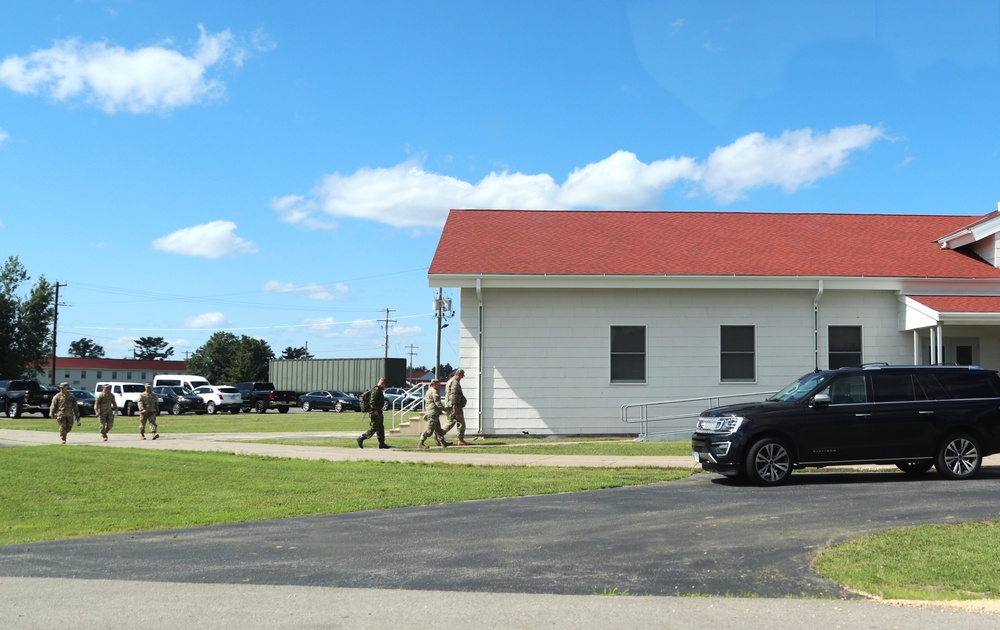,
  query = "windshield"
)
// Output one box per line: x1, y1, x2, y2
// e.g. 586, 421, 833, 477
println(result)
123, 384, 145, 393
767, 372, 832, 402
